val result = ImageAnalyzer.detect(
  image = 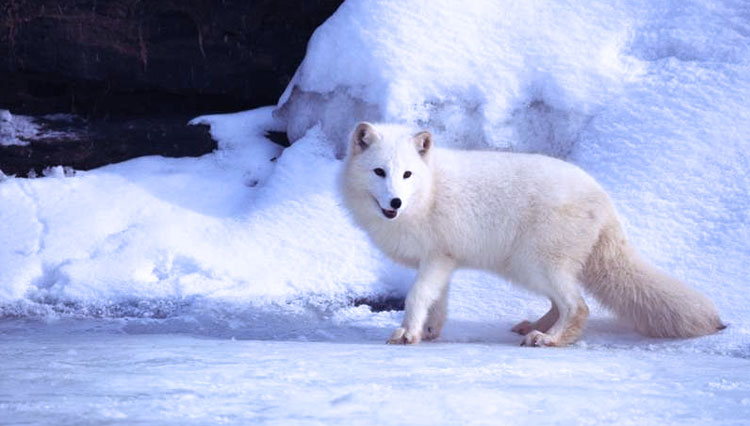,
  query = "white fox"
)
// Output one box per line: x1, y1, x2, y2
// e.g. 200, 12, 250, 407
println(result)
340, 122, 725, 347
